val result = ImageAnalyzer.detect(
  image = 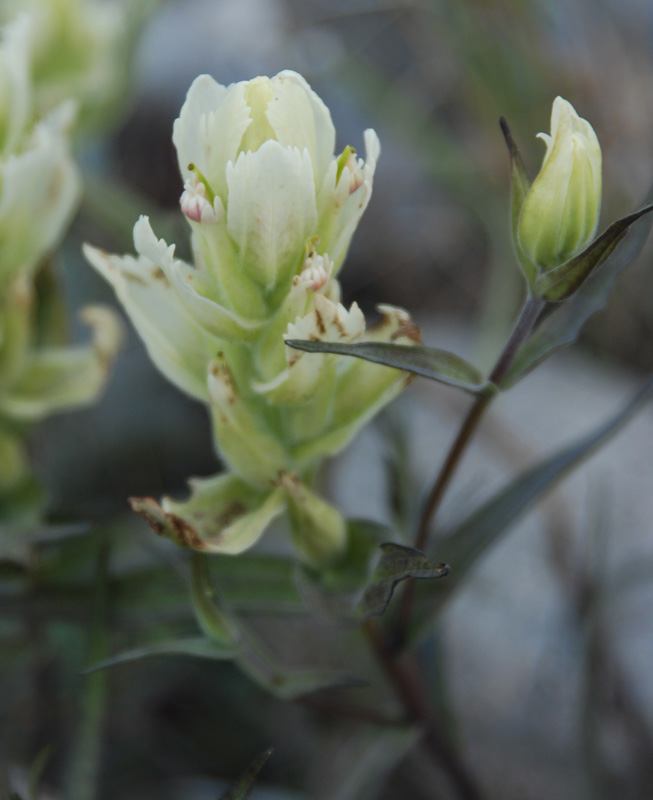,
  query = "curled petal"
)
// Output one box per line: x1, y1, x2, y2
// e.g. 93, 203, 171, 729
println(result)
0, 303, 123, 422
329, 129, 380, 271
131, 473, 285, 555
